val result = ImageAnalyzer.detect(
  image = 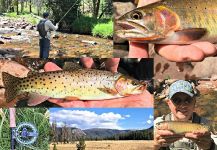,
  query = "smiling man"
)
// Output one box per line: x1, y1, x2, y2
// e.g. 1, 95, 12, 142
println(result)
154, 80, 216, 150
